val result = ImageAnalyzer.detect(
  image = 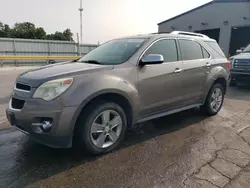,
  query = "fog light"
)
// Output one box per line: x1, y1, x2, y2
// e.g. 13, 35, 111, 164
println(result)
31, 121, 52, 133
